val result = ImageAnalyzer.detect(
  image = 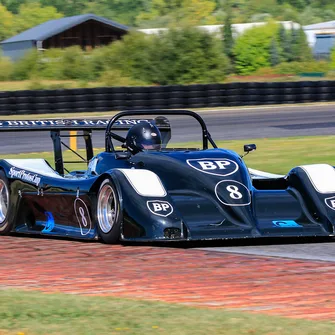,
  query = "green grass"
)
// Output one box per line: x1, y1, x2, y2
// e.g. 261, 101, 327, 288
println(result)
1, 135, 334, 174
0, 290, 334, 335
